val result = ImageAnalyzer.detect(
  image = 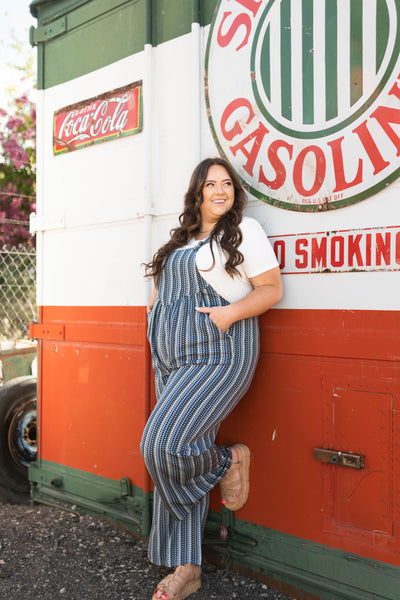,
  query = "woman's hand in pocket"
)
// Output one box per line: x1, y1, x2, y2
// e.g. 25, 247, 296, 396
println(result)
195, 305, 234, 332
